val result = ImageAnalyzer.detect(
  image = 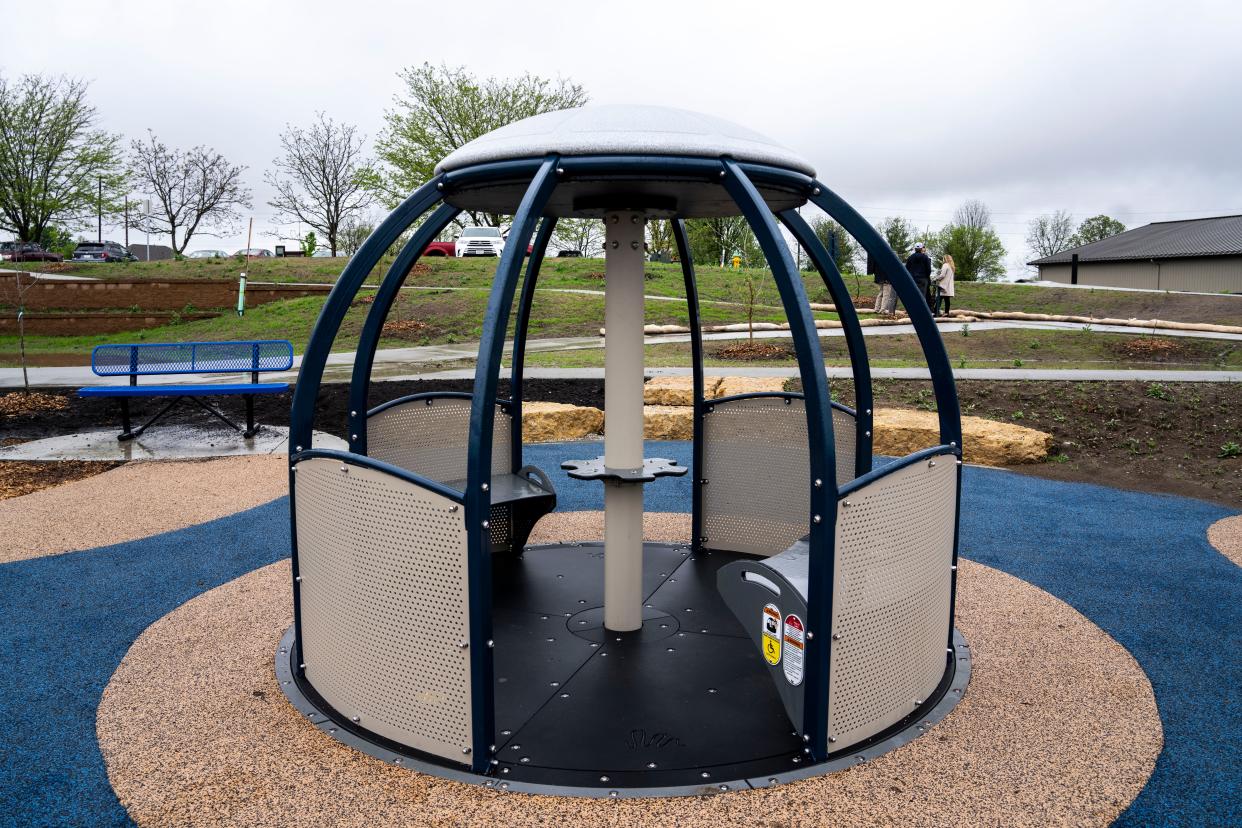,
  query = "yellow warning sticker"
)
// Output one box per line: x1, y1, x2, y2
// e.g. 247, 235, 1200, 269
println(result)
761, 603, 782, 666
